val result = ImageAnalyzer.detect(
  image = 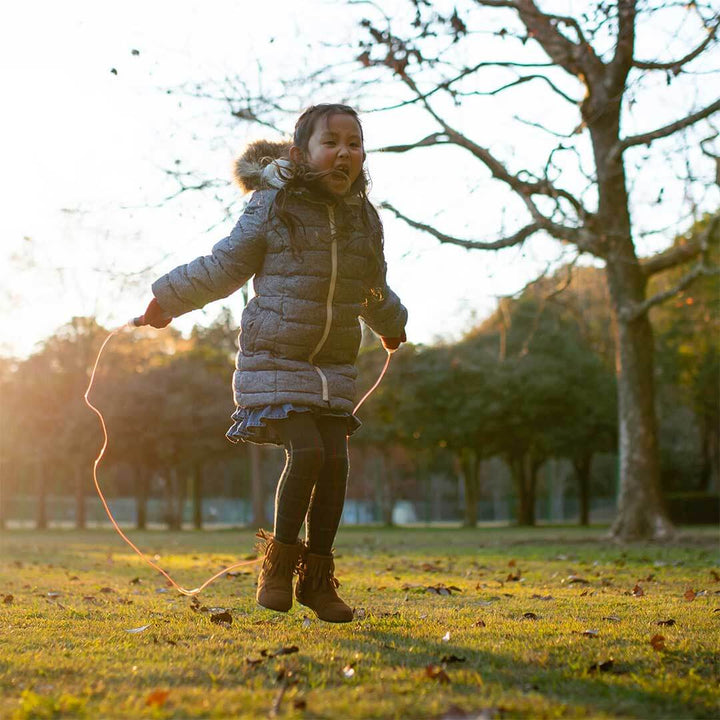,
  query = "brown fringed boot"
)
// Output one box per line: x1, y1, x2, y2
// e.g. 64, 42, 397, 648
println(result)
295, 550, 353, 623
255, 530, 303, 612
